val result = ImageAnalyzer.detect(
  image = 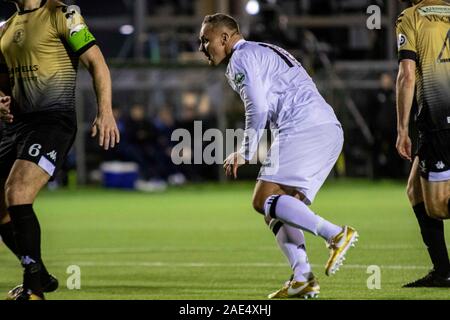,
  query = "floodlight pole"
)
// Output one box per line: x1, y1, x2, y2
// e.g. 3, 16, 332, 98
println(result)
387, 0, 396, 61
134, 0, 147, 61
